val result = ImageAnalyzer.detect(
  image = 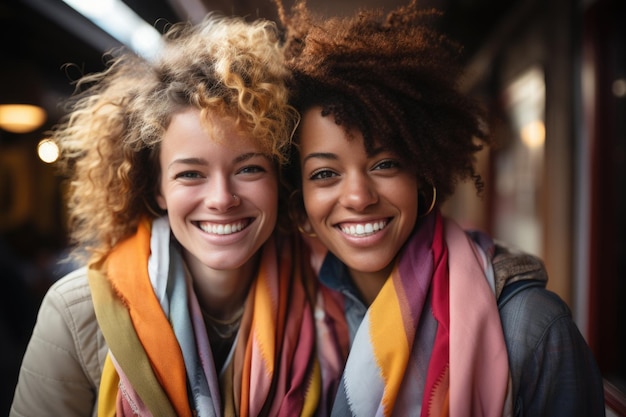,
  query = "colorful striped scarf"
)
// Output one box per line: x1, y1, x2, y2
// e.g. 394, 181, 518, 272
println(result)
320, 212, 512, 416
89, 217, 331, 416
